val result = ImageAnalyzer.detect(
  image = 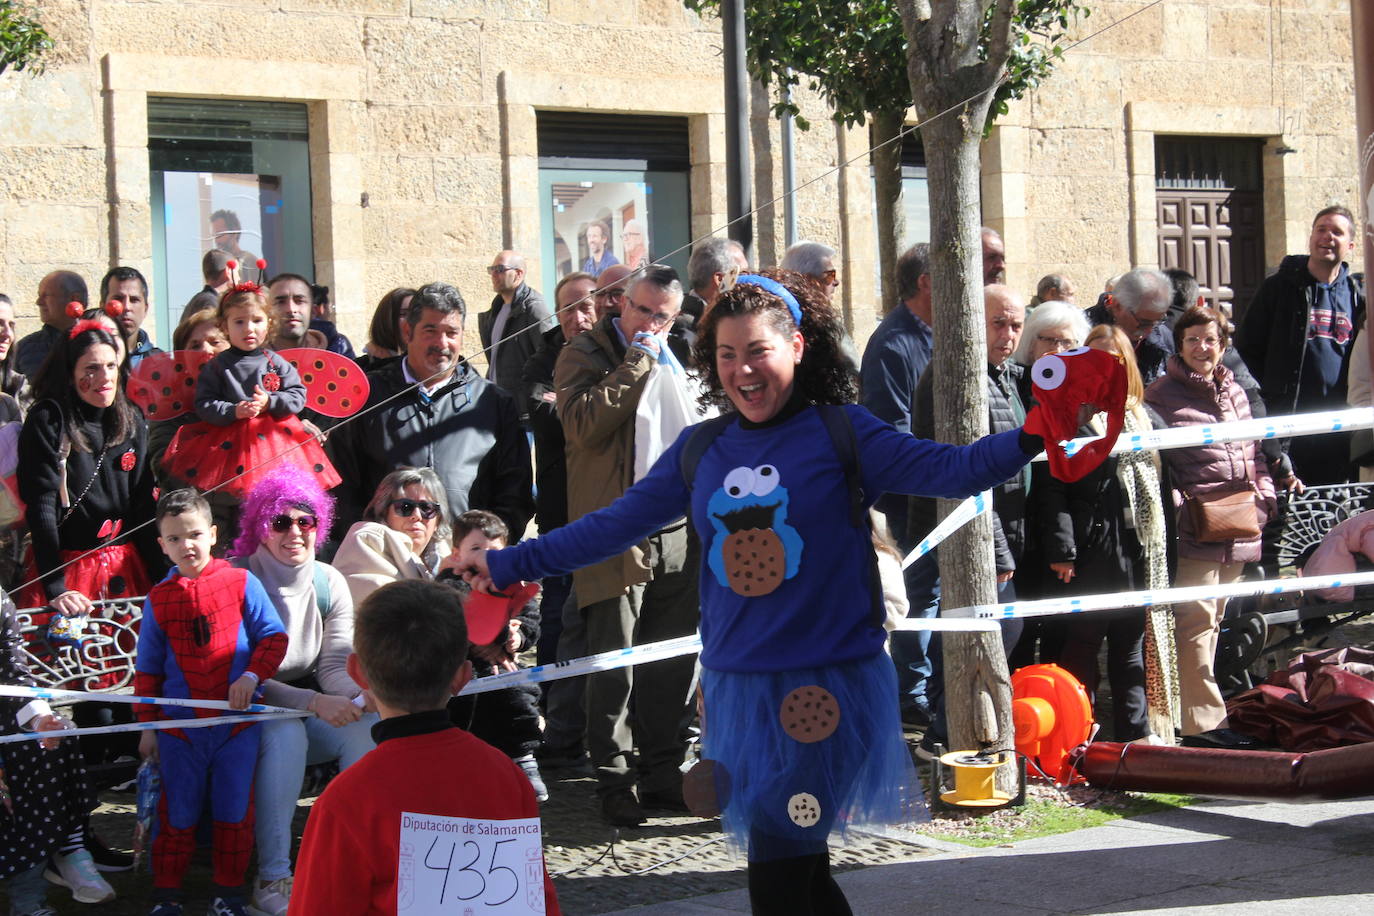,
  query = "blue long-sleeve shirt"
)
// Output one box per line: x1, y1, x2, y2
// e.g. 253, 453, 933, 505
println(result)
489, 405, 1029, 673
